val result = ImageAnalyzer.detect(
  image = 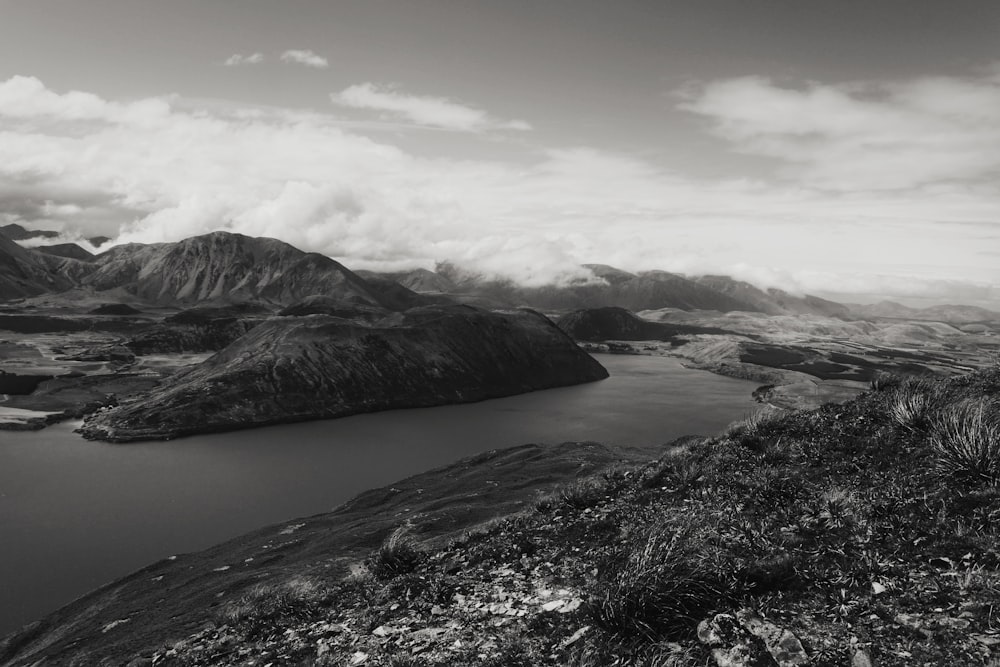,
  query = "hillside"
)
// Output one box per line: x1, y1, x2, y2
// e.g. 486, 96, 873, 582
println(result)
78, 305, 609, 442
6, 366, 999, 666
